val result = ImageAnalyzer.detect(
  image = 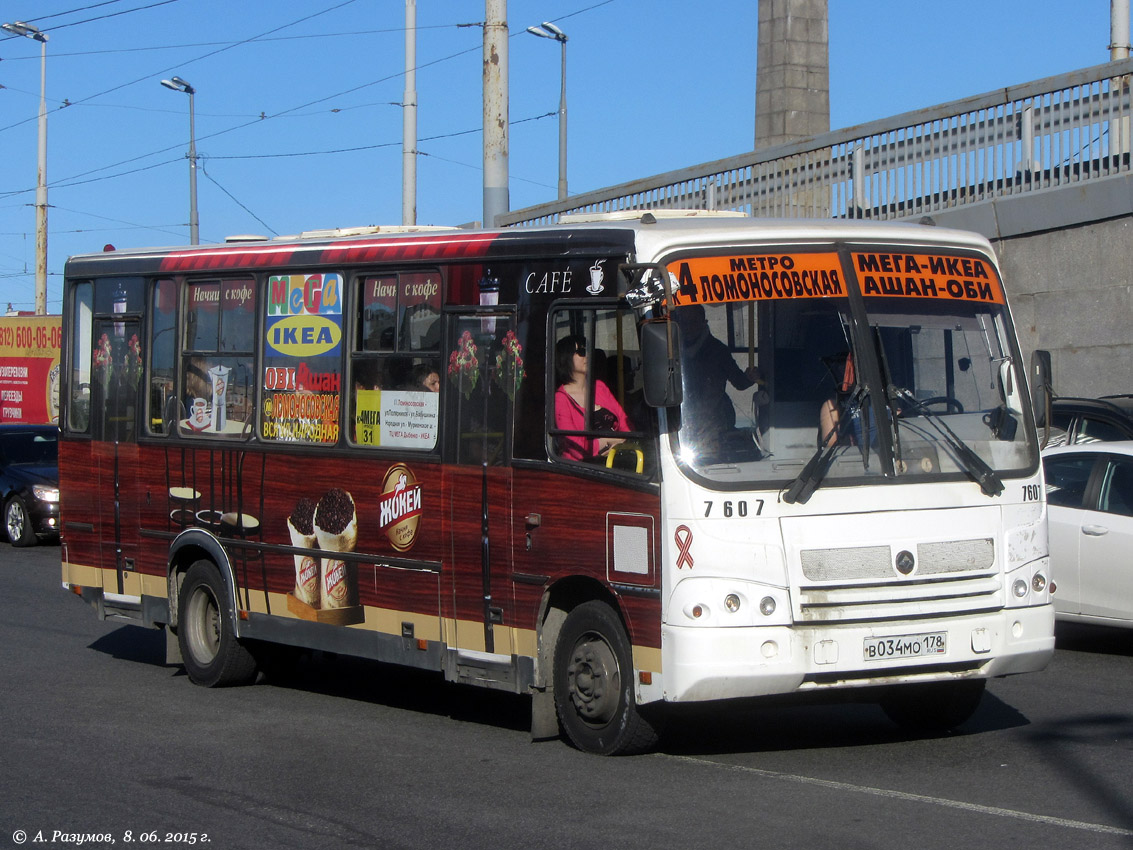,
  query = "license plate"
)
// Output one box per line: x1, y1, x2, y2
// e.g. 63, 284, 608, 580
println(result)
863, 632, 947, 661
